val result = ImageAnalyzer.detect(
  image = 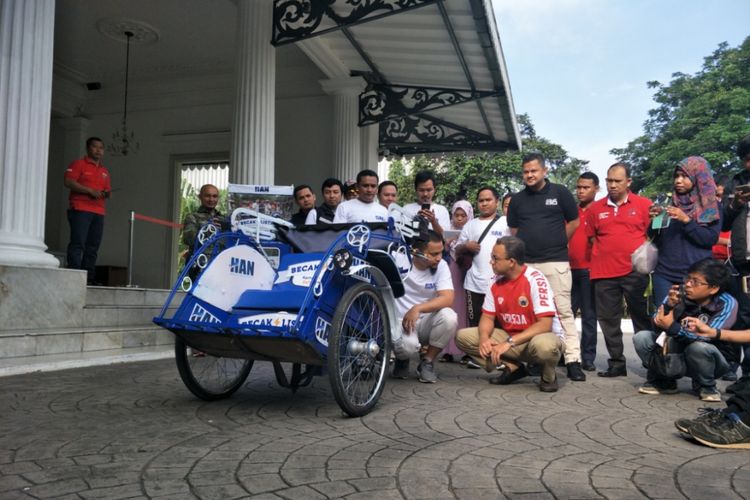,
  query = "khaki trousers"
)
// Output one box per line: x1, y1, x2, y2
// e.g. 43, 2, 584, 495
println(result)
528, 261, 580, 363
456, 327, 563, 382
